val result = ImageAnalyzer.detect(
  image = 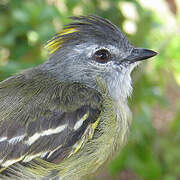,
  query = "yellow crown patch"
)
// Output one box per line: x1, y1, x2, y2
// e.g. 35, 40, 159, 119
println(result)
46, 27, 78, 54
